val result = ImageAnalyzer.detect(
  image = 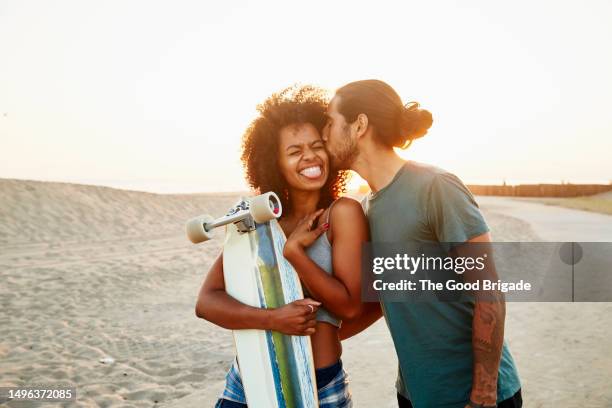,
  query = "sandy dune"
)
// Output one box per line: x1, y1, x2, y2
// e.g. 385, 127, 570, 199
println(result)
1, 180, 241, 407
1, 180, 611, 407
